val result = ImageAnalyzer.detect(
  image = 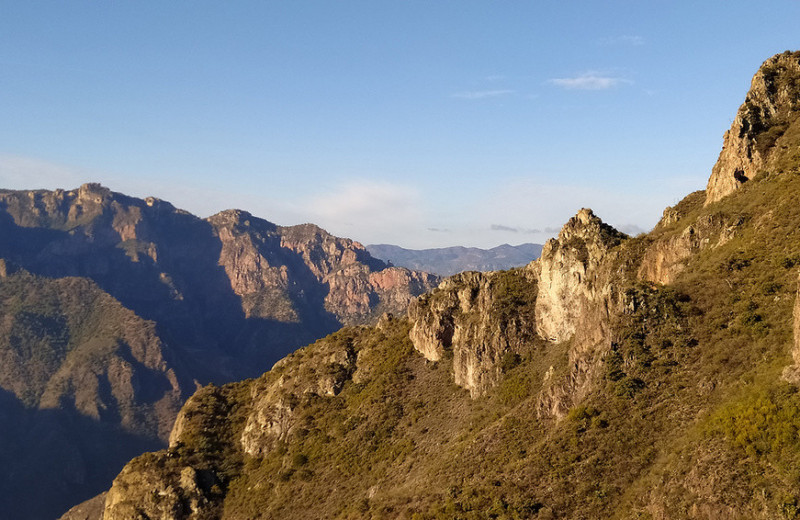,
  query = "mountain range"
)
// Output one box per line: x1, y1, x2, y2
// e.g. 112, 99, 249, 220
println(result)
74, 51, 800, 519
0, 186, 438, 519
366, 243, 543, 276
